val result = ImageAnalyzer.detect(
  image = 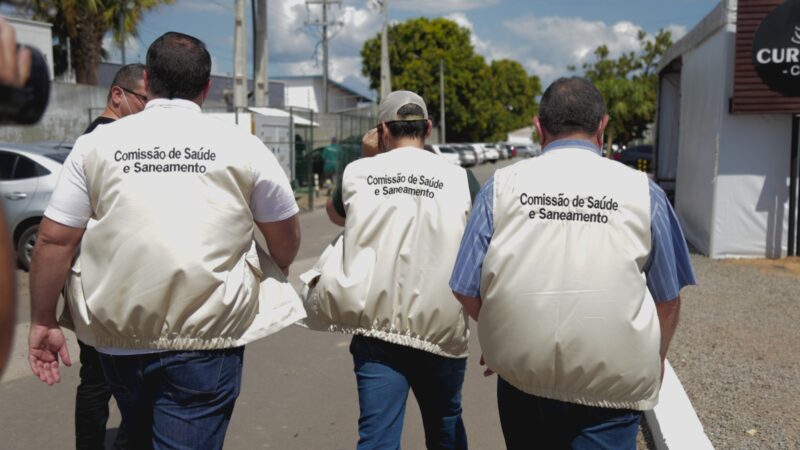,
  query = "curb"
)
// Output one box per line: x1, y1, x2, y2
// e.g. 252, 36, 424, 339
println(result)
644, 360, 714, 449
